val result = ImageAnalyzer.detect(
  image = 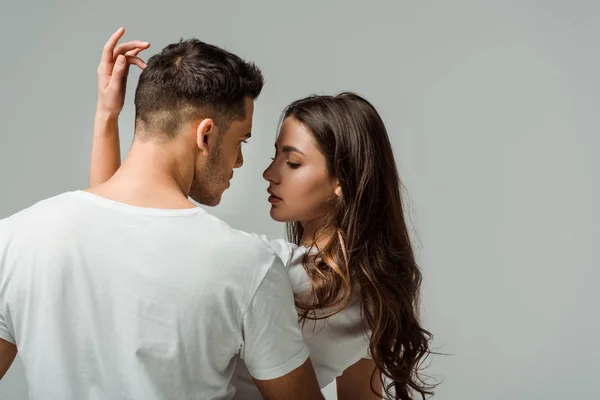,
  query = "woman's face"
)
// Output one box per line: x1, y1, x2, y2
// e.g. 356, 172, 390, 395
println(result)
263, 117, 339, 224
